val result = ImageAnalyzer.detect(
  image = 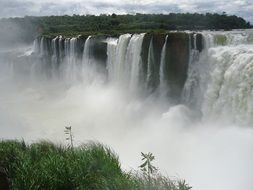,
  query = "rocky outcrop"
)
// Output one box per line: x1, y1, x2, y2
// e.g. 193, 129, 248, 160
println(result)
164, 33, 190, 100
